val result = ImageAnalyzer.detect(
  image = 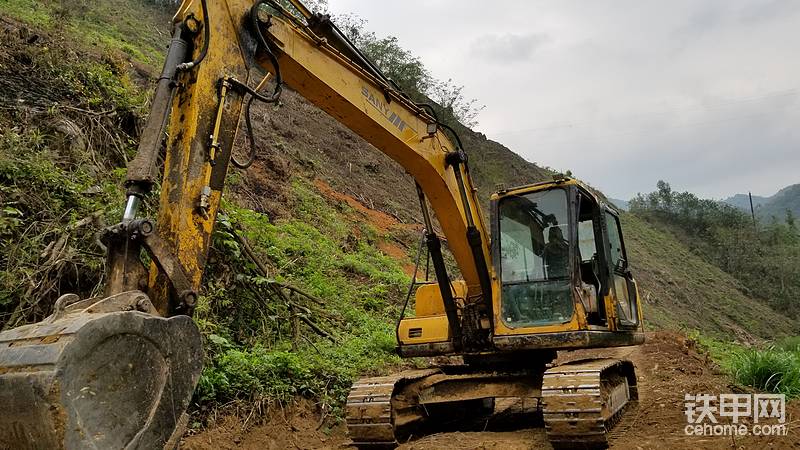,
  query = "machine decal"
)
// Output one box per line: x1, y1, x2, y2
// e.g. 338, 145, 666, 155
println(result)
361, 85, 416, 135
